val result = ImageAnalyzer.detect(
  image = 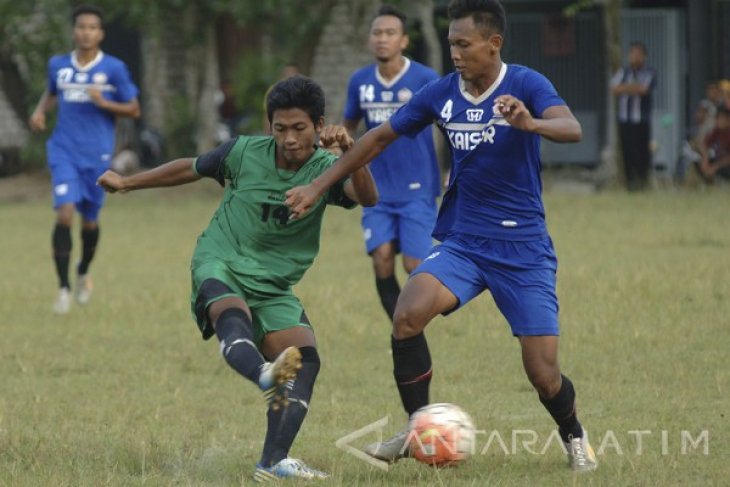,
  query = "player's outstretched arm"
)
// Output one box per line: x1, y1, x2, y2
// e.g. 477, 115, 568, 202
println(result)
286, 122, 398, 218
97, 158, 201, 193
